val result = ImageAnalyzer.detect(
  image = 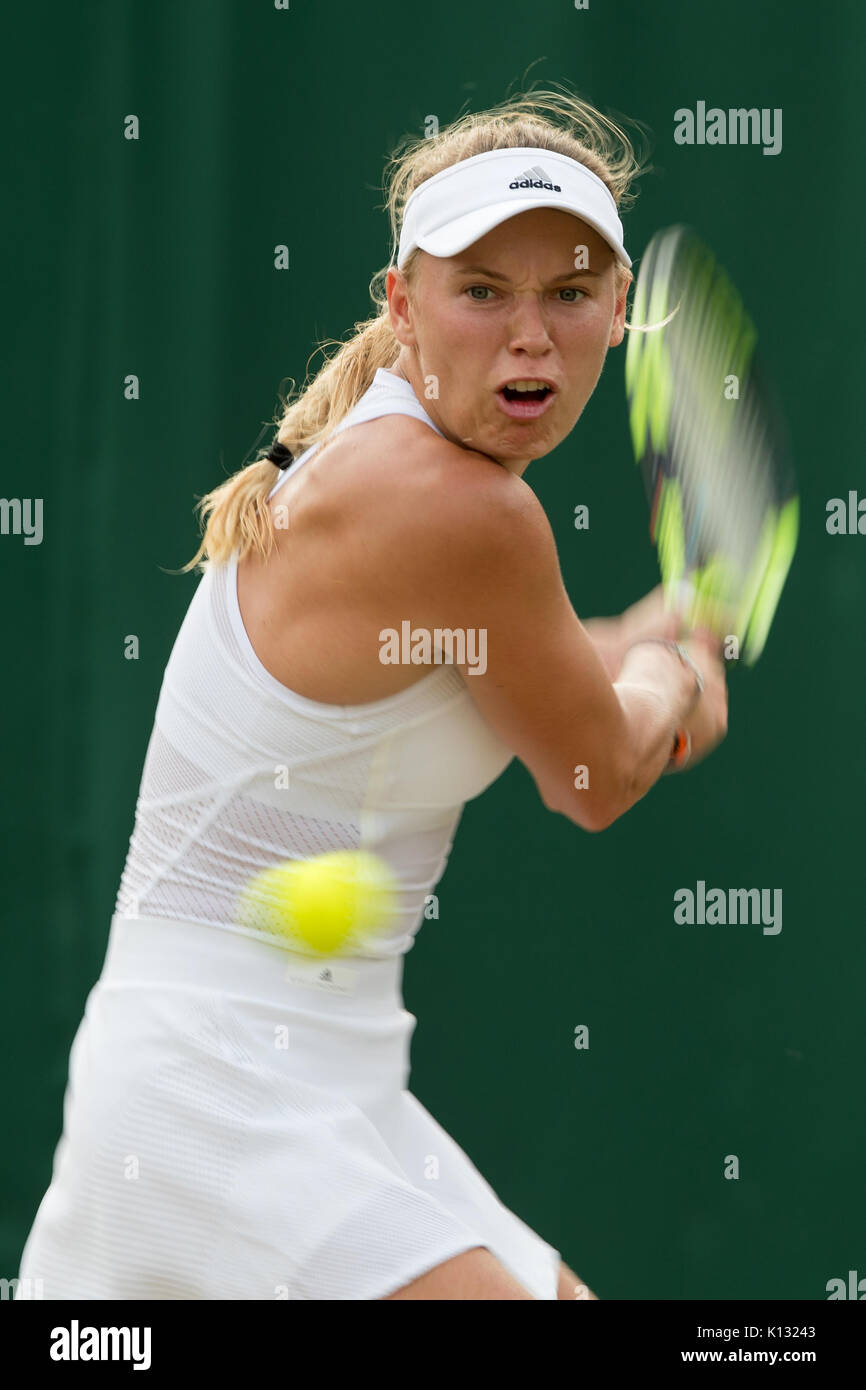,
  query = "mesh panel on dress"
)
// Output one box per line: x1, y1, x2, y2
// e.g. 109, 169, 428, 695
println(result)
114, 725, 368, 936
